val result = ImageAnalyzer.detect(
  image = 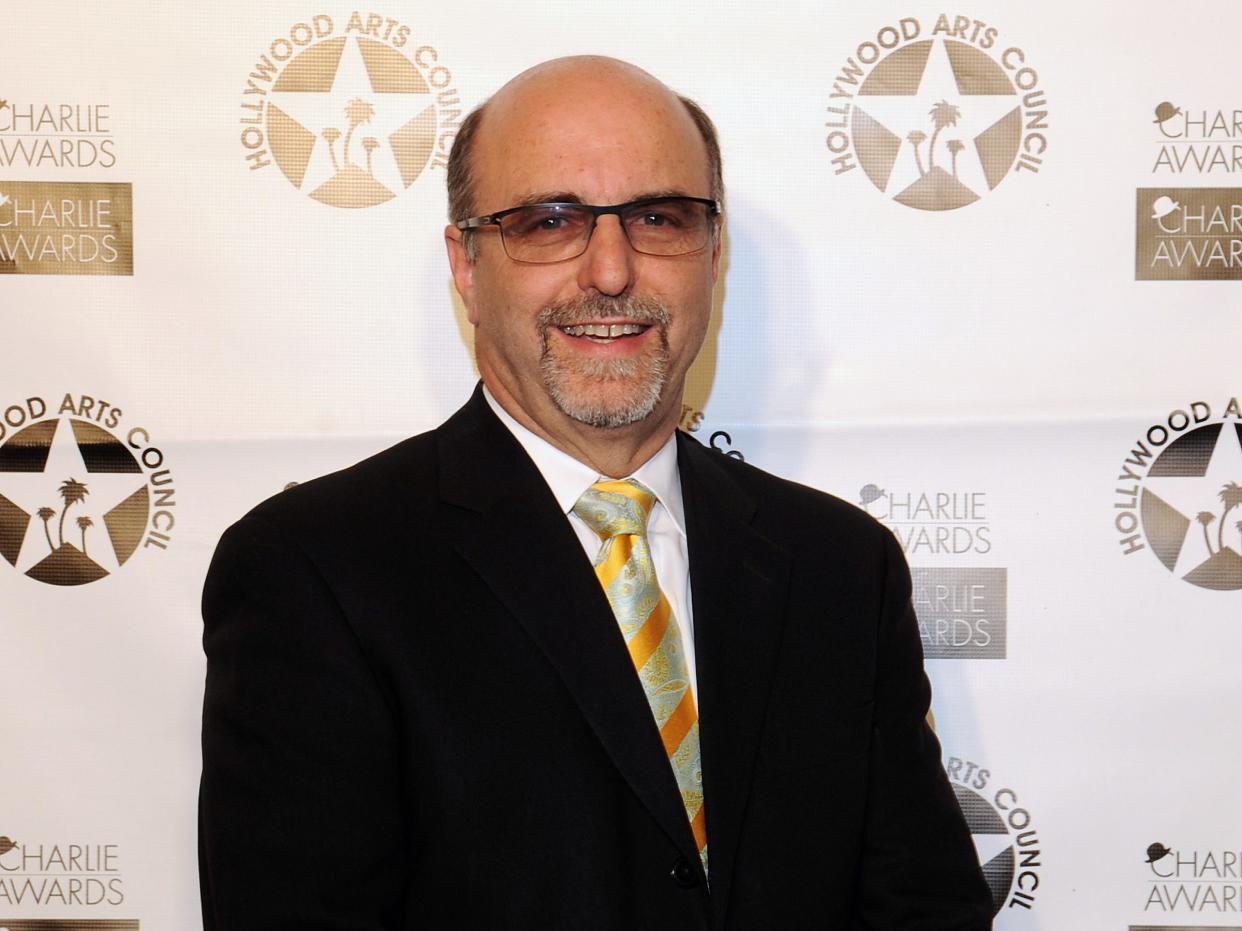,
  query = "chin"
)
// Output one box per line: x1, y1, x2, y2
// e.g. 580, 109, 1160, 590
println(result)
545, 371, 667, 430
541, 337, 670, 430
